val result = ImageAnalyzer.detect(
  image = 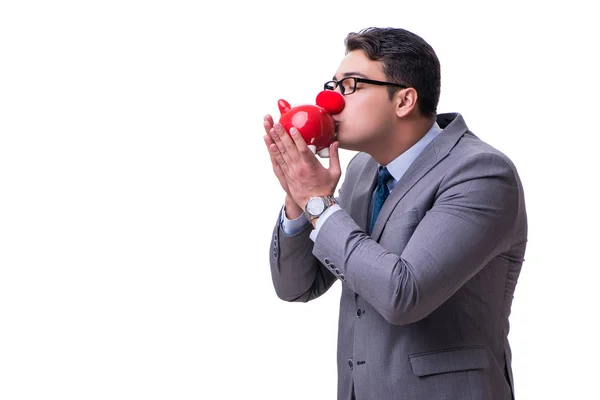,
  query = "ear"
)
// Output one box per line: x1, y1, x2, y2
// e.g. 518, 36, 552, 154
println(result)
394, 88, 418, 118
